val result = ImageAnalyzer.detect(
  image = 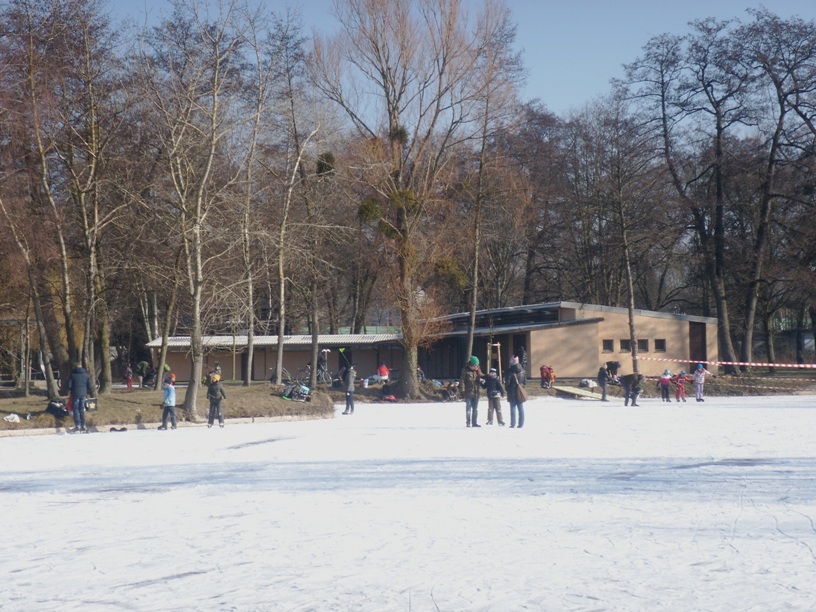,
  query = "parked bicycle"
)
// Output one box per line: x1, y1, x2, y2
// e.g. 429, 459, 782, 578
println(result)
269, 367, 293, 384
293, 364, 333, 385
